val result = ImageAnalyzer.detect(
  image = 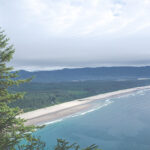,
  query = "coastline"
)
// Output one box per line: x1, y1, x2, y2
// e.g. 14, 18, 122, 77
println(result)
18, 85, 150, 126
